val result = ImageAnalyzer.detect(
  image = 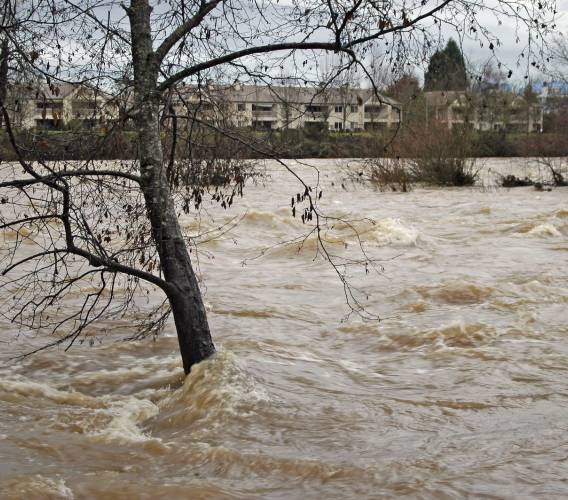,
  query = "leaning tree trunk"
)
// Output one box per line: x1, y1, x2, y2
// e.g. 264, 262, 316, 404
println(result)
128, 0, 215, 374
